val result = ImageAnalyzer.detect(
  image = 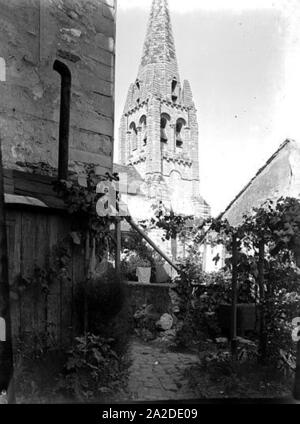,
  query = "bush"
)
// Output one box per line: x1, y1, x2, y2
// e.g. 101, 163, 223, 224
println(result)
121, 233, 156, 282
75, 269, 125, 328
171, 262, 256, 348
74, 269, 132, 356
55, 334, 127, 401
